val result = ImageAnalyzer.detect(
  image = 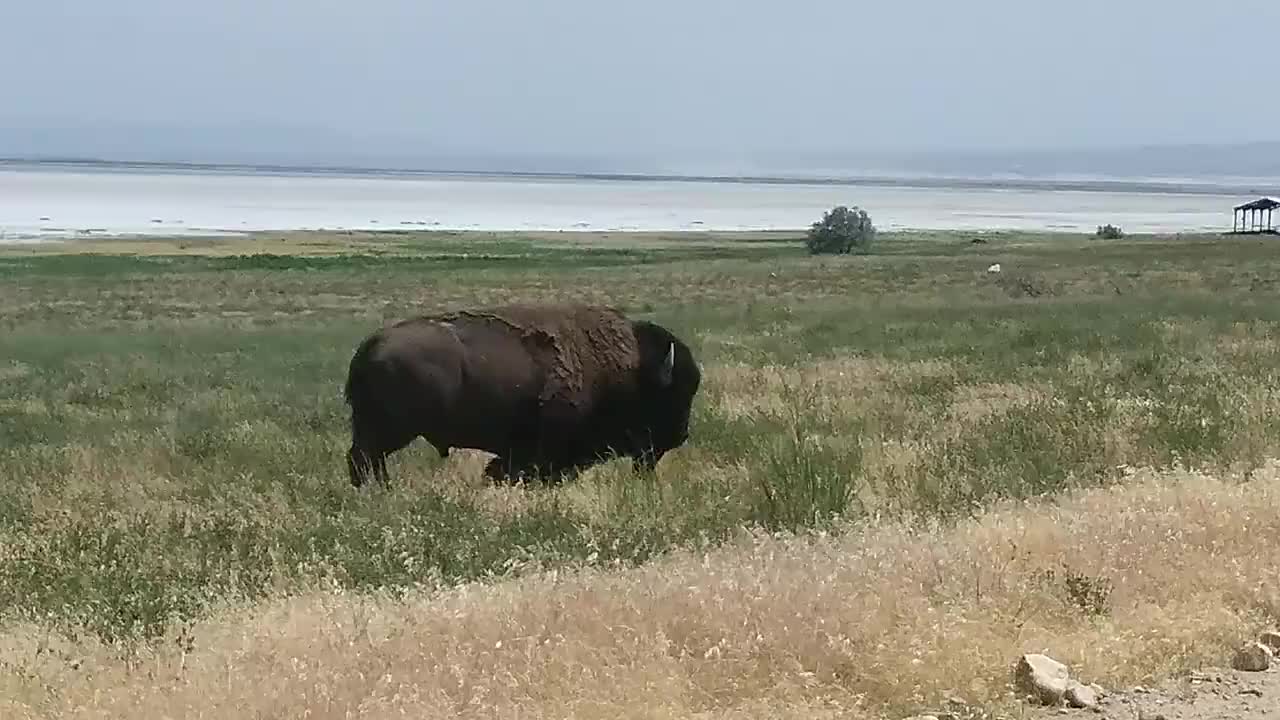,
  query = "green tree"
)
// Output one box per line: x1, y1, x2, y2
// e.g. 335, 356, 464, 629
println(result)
806, 205, 876, 255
